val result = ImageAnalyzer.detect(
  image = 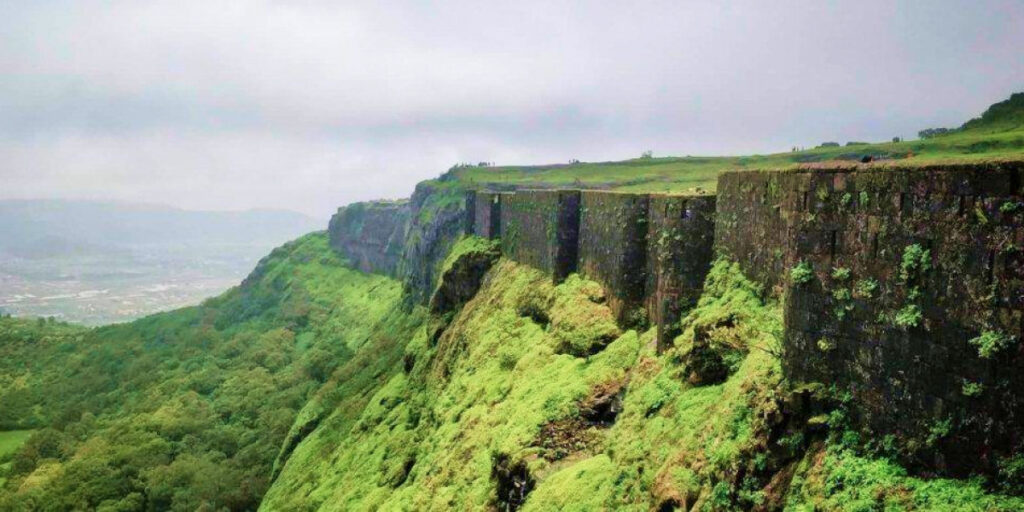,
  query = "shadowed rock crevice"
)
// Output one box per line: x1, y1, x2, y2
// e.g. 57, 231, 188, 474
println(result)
533, 383, 624, 461
428, 237, 501, 314
492, 454, 534, 511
